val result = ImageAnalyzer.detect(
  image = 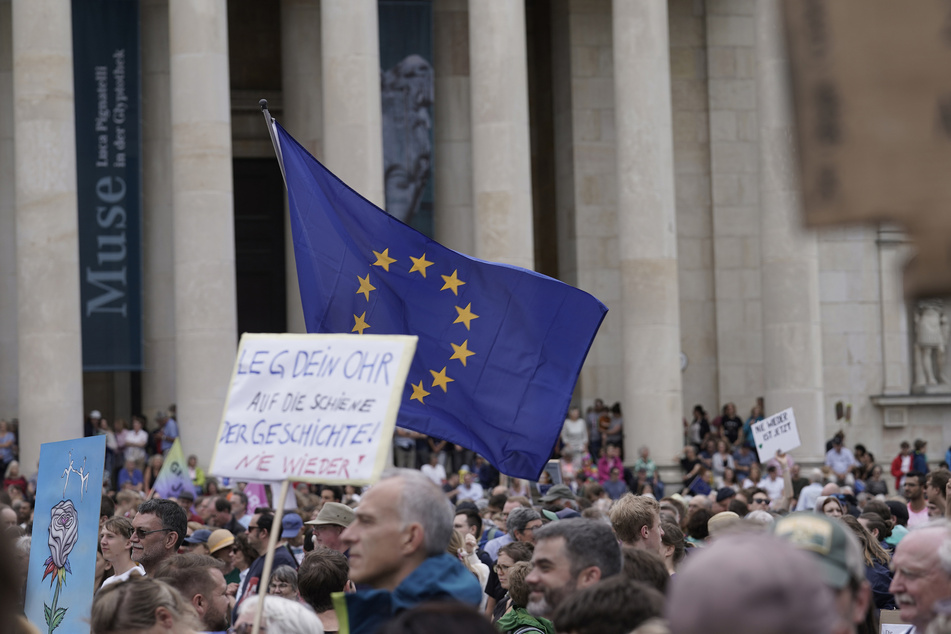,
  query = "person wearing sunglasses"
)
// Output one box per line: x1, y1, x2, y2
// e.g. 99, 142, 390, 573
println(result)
130, 498, 188, 576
